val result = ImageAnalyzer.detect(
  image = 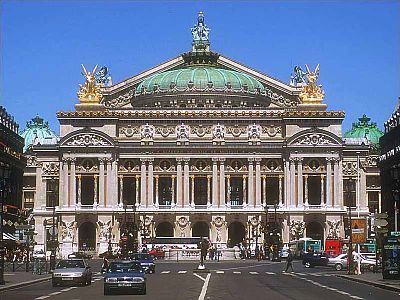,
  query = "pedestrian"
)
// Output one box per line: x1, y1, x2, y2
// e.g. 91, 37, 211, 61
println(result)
283, 249, 294, 273
101, 256, 109, 273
